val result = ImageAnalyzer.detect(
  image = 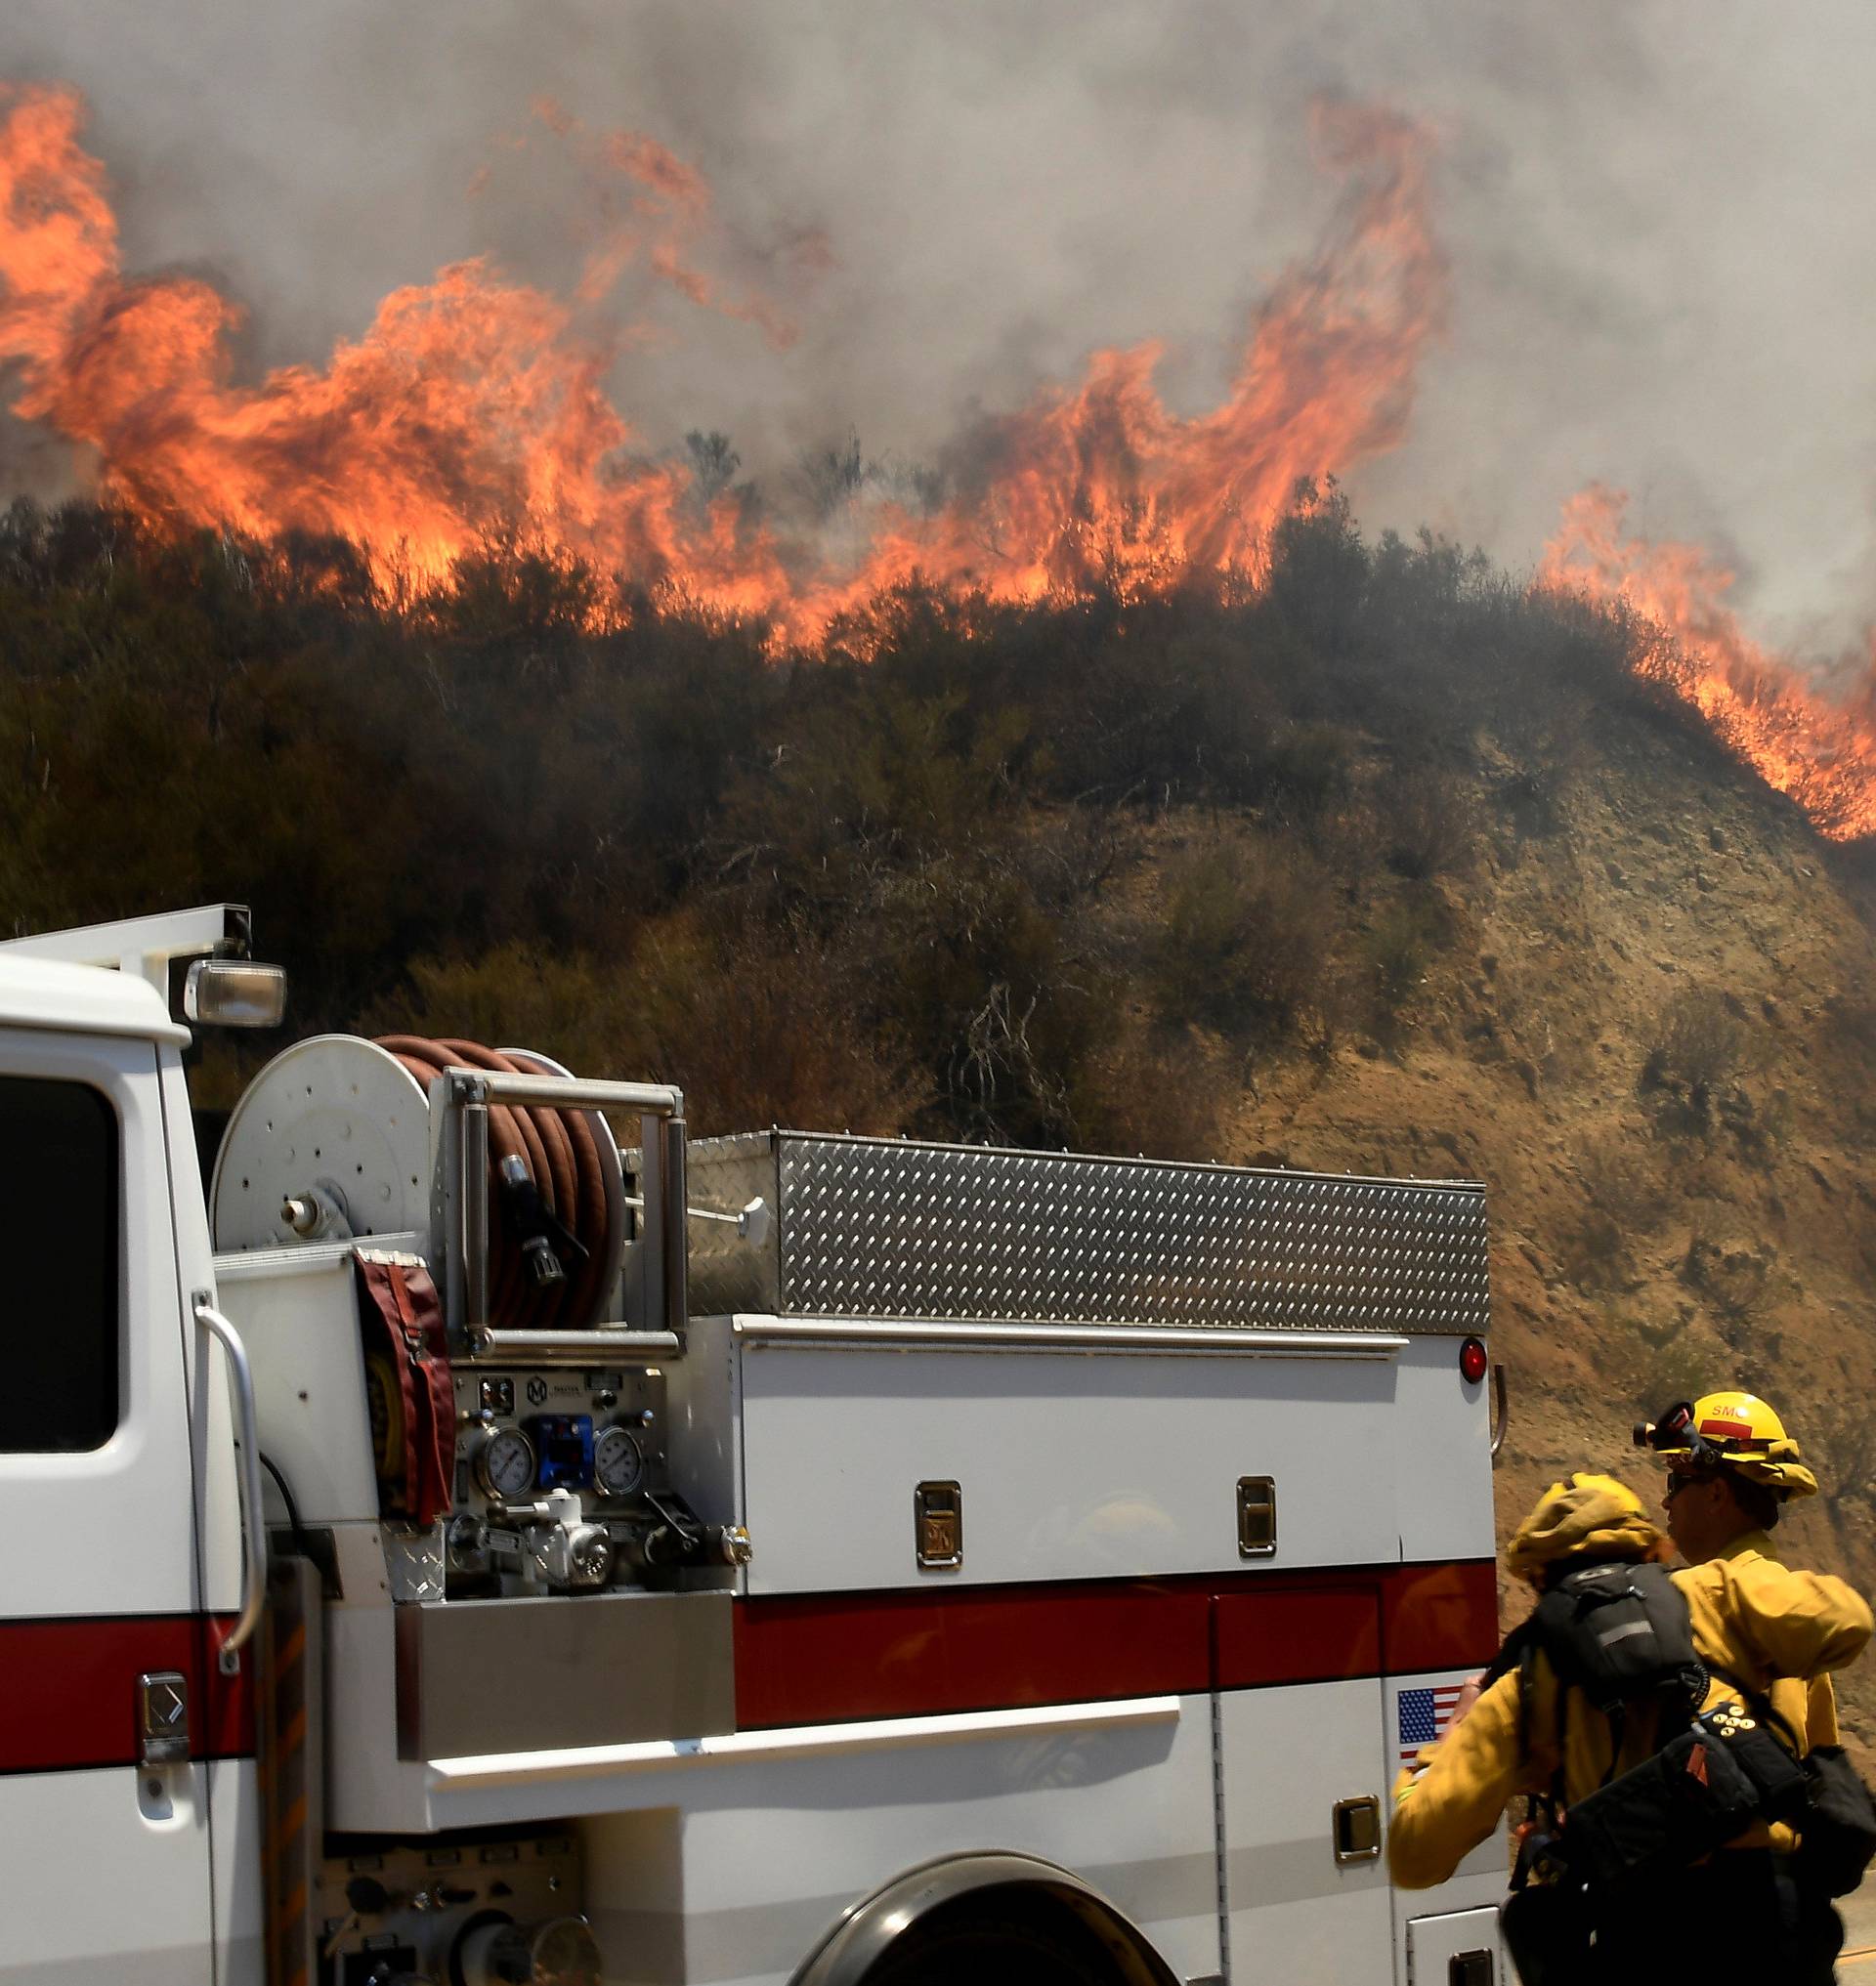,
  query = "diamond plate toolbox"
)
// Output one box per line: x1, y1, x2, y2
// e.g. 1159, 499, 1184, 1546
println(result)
685, 1131, 1488, 1334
